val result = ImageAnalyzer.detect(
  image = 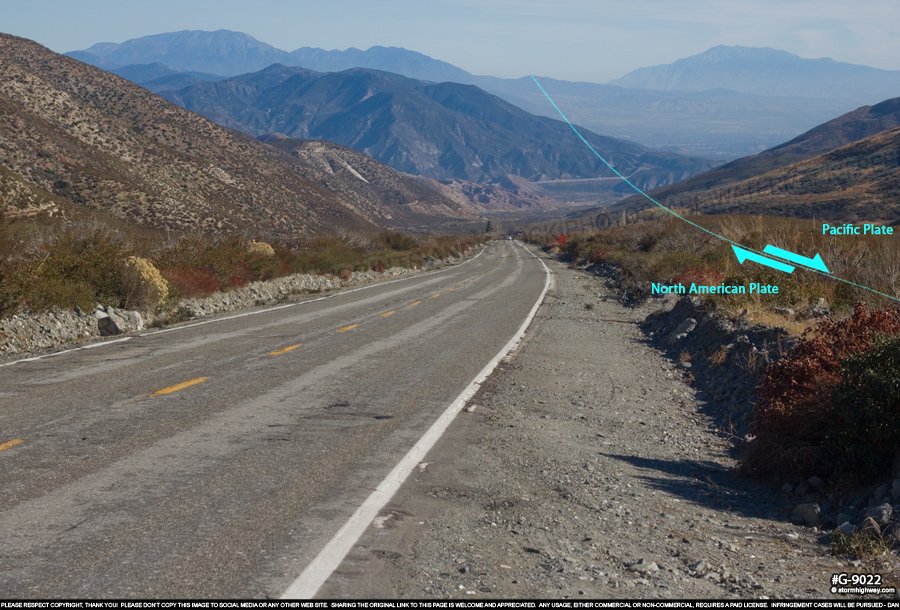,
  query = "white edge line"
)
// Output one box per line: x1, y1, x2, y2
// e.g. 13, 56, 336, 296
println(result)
0, 336, 134, 369
138, 246, 486, 337
0, 247, 488, 368
280, 241, 552, 599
